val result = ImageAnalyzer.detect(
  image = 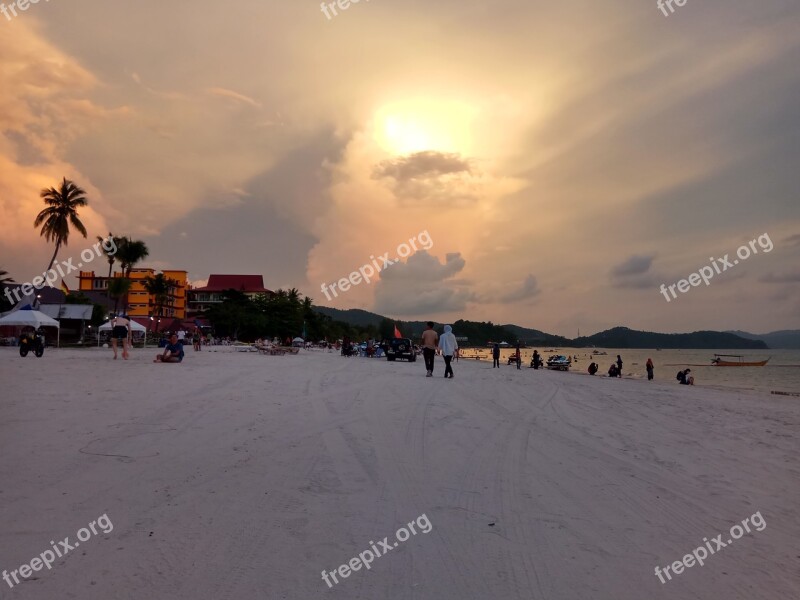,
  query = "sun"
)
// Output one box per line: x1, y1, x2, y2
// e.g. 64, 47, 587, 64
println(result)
372, 98, 477, 156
